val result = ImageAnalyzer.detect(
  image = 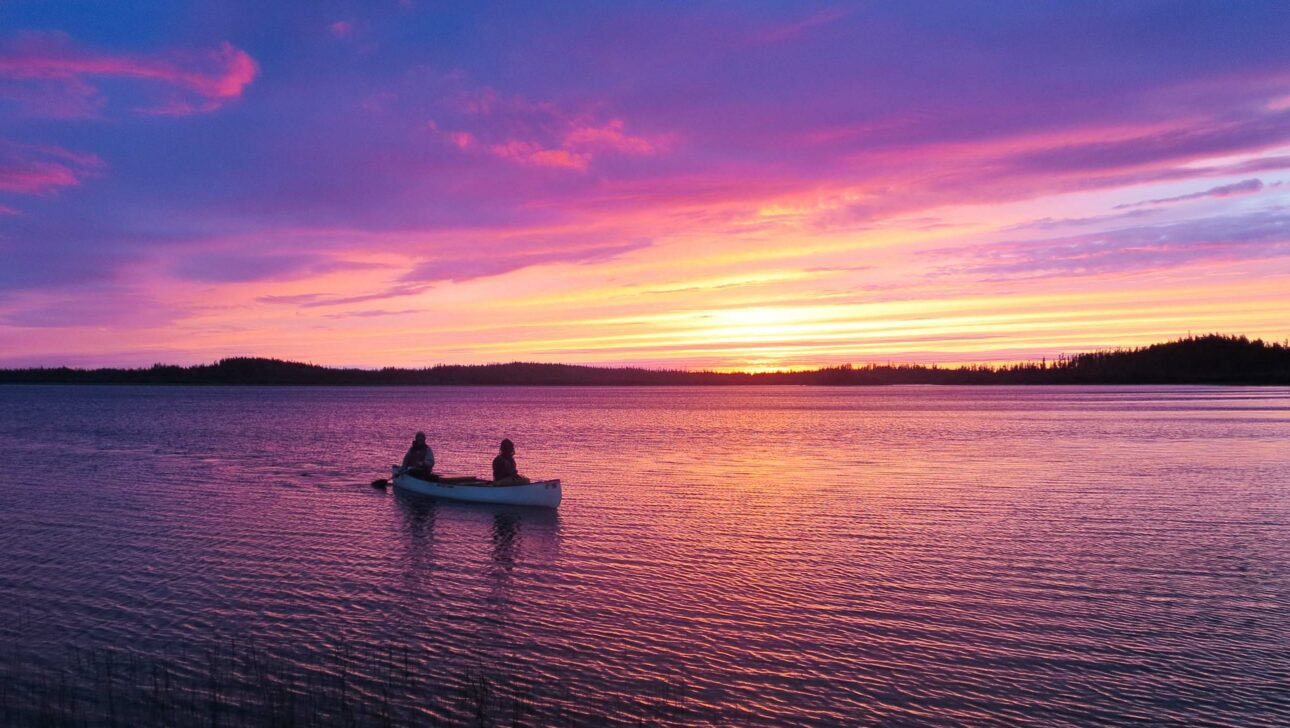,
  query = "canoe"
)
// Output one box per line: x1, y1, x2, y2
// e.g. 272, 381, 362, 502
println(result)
391, 467, 562, 508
